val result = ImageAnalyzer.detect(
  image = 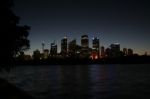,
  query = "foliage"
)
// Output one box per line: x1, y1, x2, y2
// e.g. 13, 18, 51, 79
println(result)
0, 0, 30, 65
